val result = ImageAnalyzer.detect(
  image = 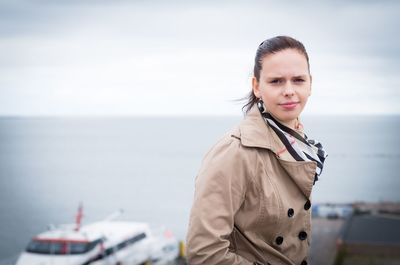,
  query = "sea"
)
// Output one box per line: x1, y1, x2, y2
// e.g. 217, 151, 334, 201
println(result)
0, 115, 399, 261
